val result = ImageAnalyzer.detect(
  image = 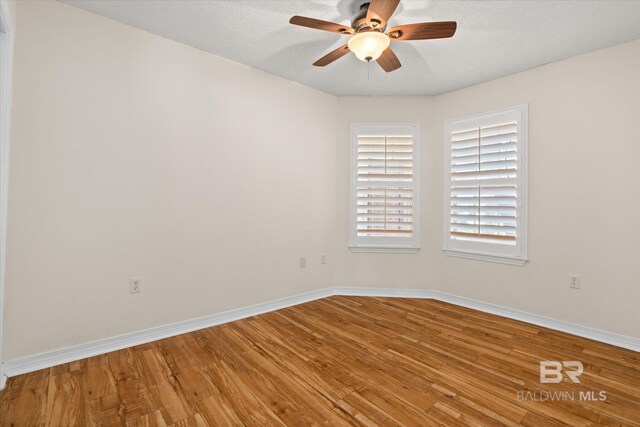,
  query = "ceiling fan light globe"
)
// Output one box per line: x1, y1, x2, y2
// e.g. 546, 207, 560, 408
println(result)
347, 31, 390, 62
